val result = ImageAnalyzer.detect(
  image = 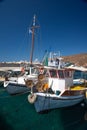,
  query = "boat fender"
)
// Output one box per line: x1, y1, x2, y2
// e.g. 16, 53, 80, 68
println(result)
28, 93, 37, 104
